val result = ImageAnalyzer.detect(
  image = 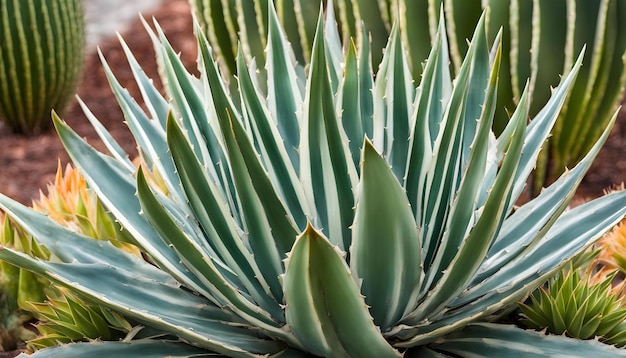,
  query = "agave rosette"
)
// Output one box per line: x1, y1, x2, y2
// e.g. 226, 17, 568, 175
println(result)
0, 3, 625, 357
